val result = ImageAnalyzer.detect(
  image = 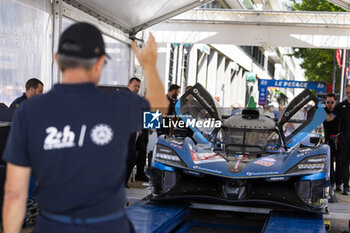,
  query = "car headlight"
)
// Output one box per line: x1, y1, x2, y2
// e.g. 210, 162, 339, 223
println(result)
153, 144, 186, 167
286, 154, 327, 175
